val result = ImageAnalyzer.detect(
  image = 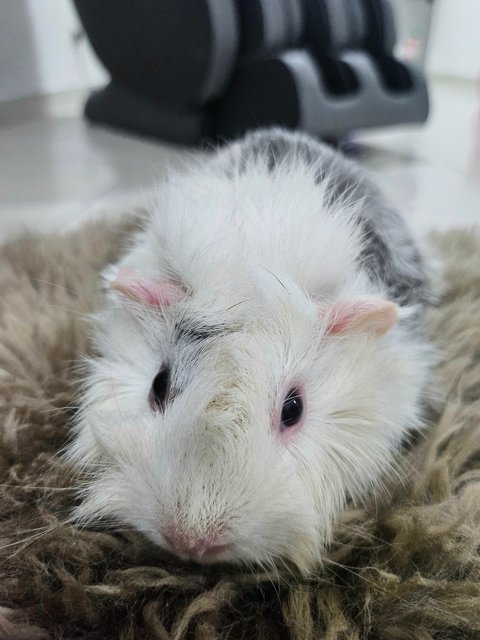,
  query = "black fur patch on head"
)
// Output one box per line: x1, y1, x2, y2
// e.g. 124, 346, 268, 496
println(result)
175, 321, 228, 343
